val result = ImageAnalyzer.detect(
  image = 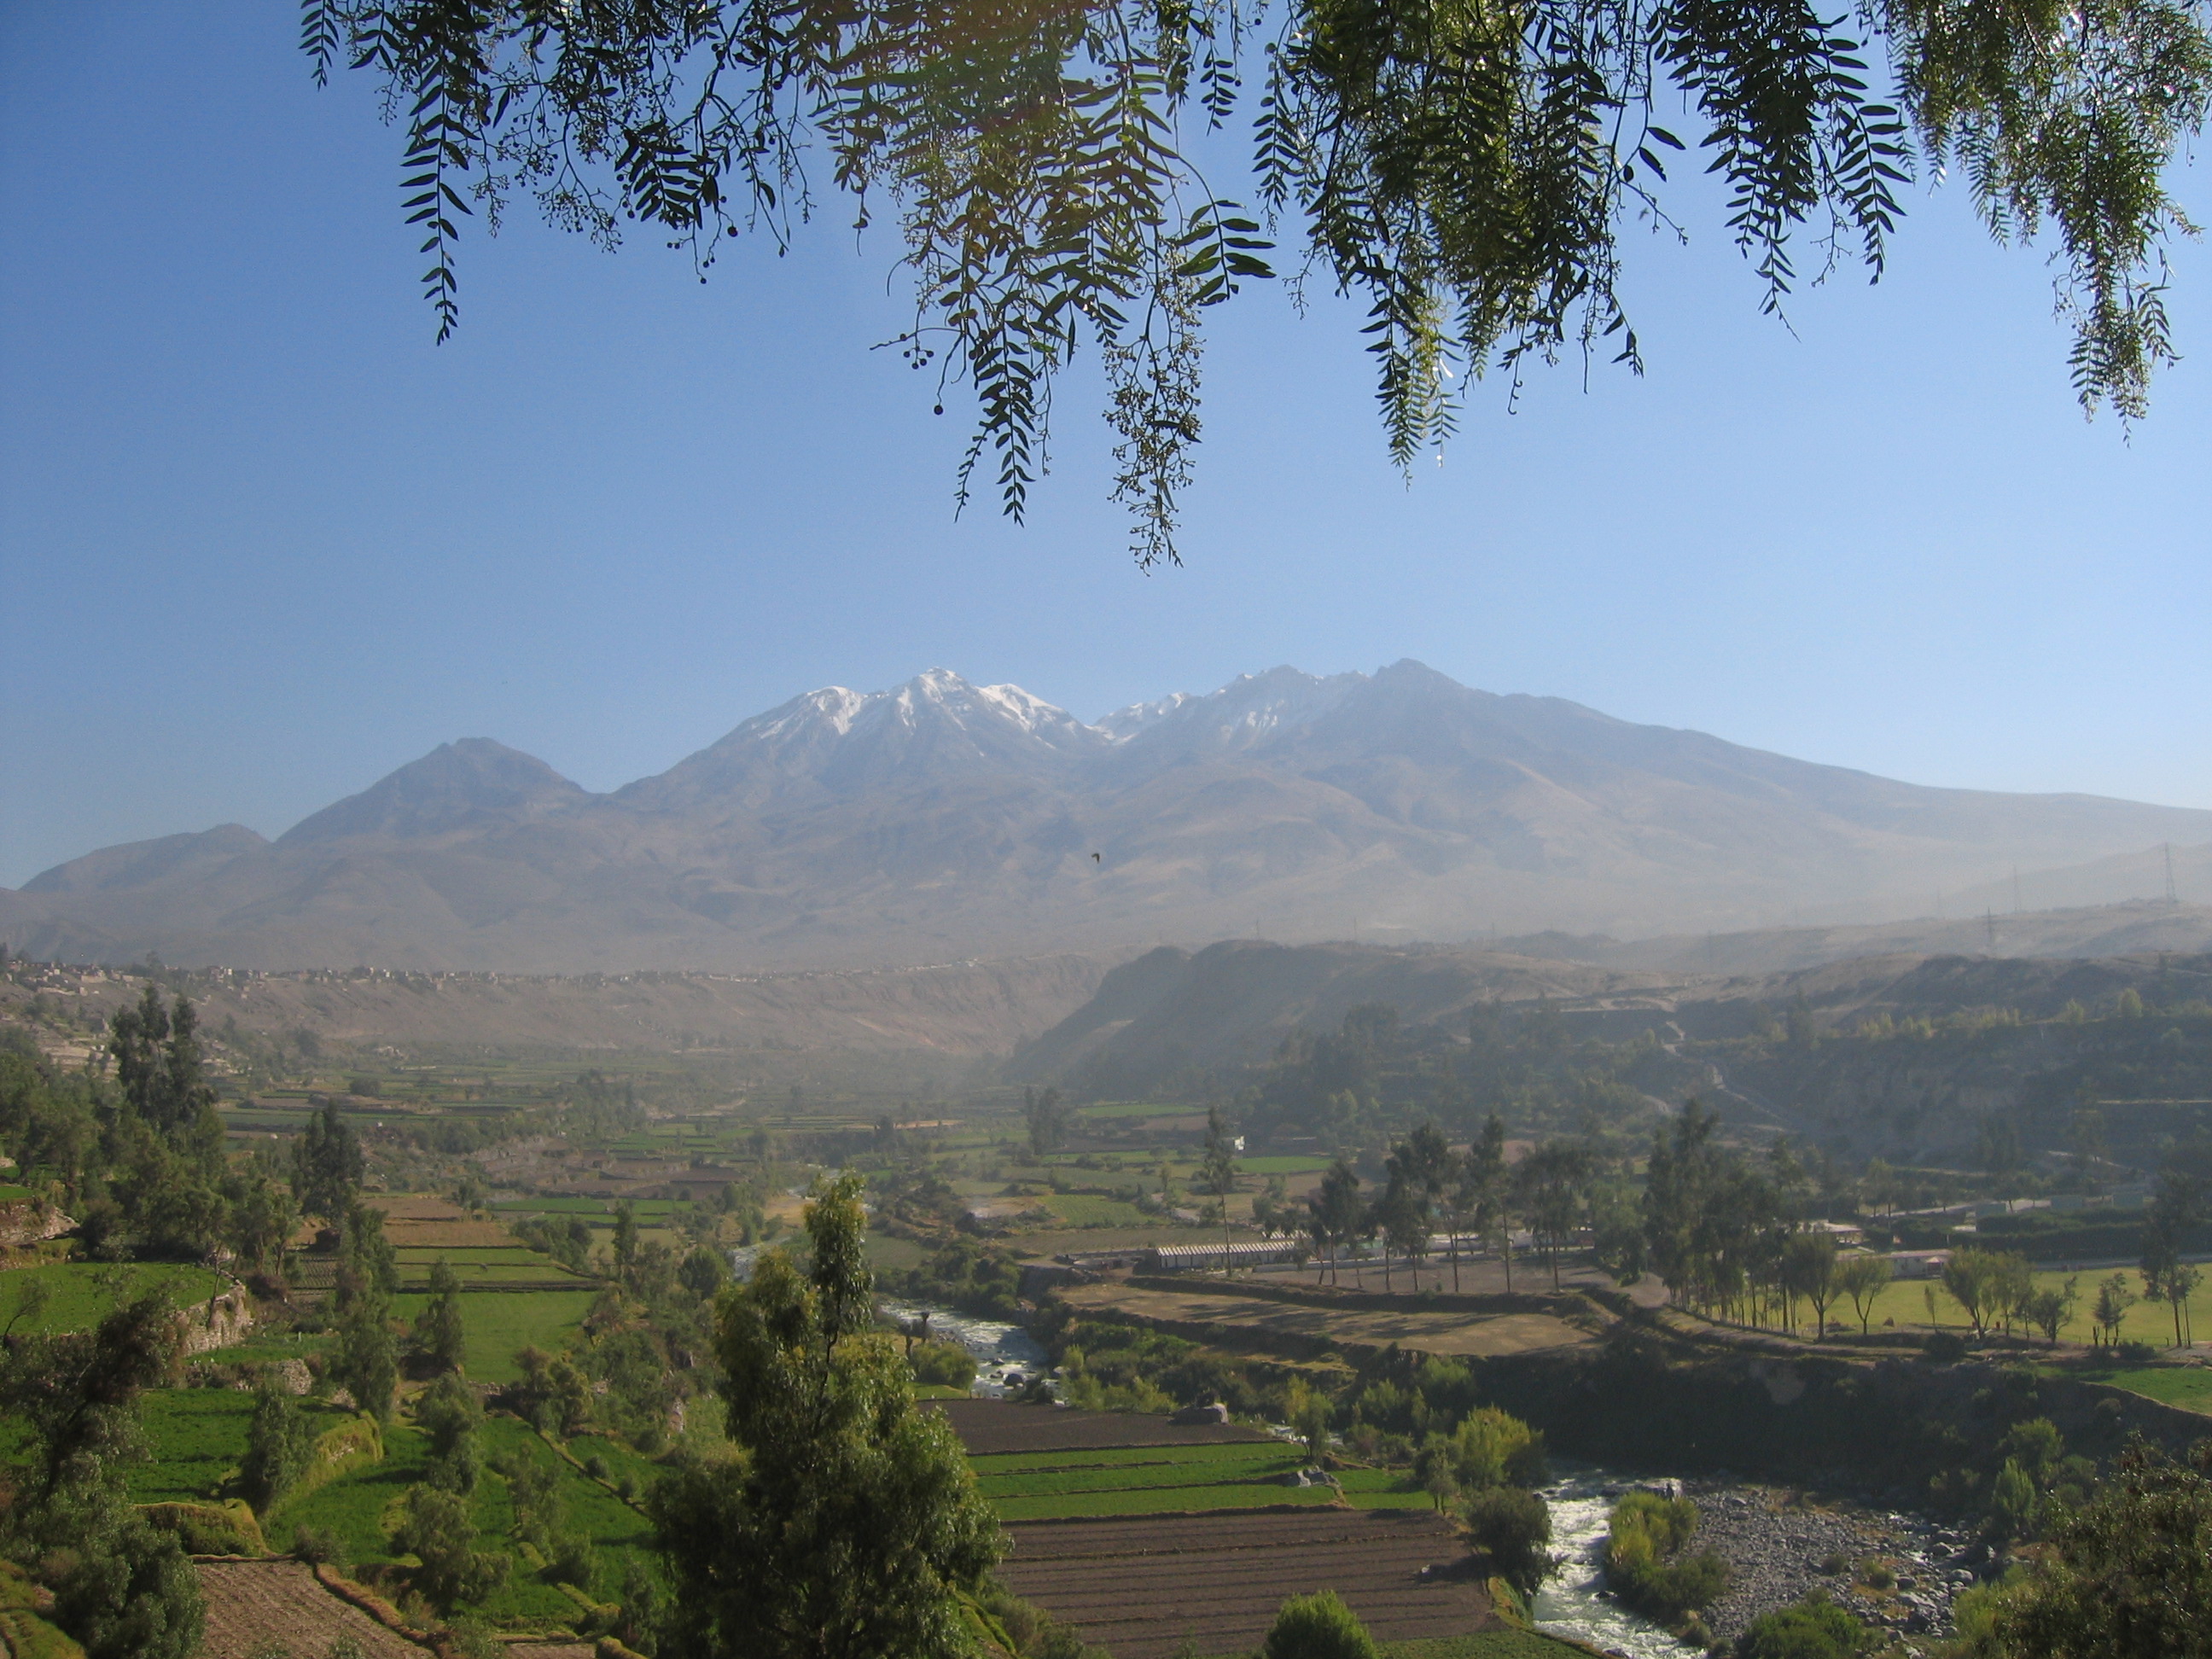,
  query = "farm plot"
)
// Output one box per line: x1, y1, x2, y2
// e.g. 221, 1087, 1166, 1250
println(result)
267, 1415, 654, 1627
998, 1508, 1499, 1659
1039, 1194, 1151, 1228
0, 1260, 227, 1334
381, 1219, 527, 1250
195, 1559, 432, 1659
387, 1289, 597, 1384
927, 1398, 1274, 1456
972, 1443, 1333, 1520
1055, 1283, 1598, 1360
132, 1388, 263, 1504
389, 1248, 596, 1291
